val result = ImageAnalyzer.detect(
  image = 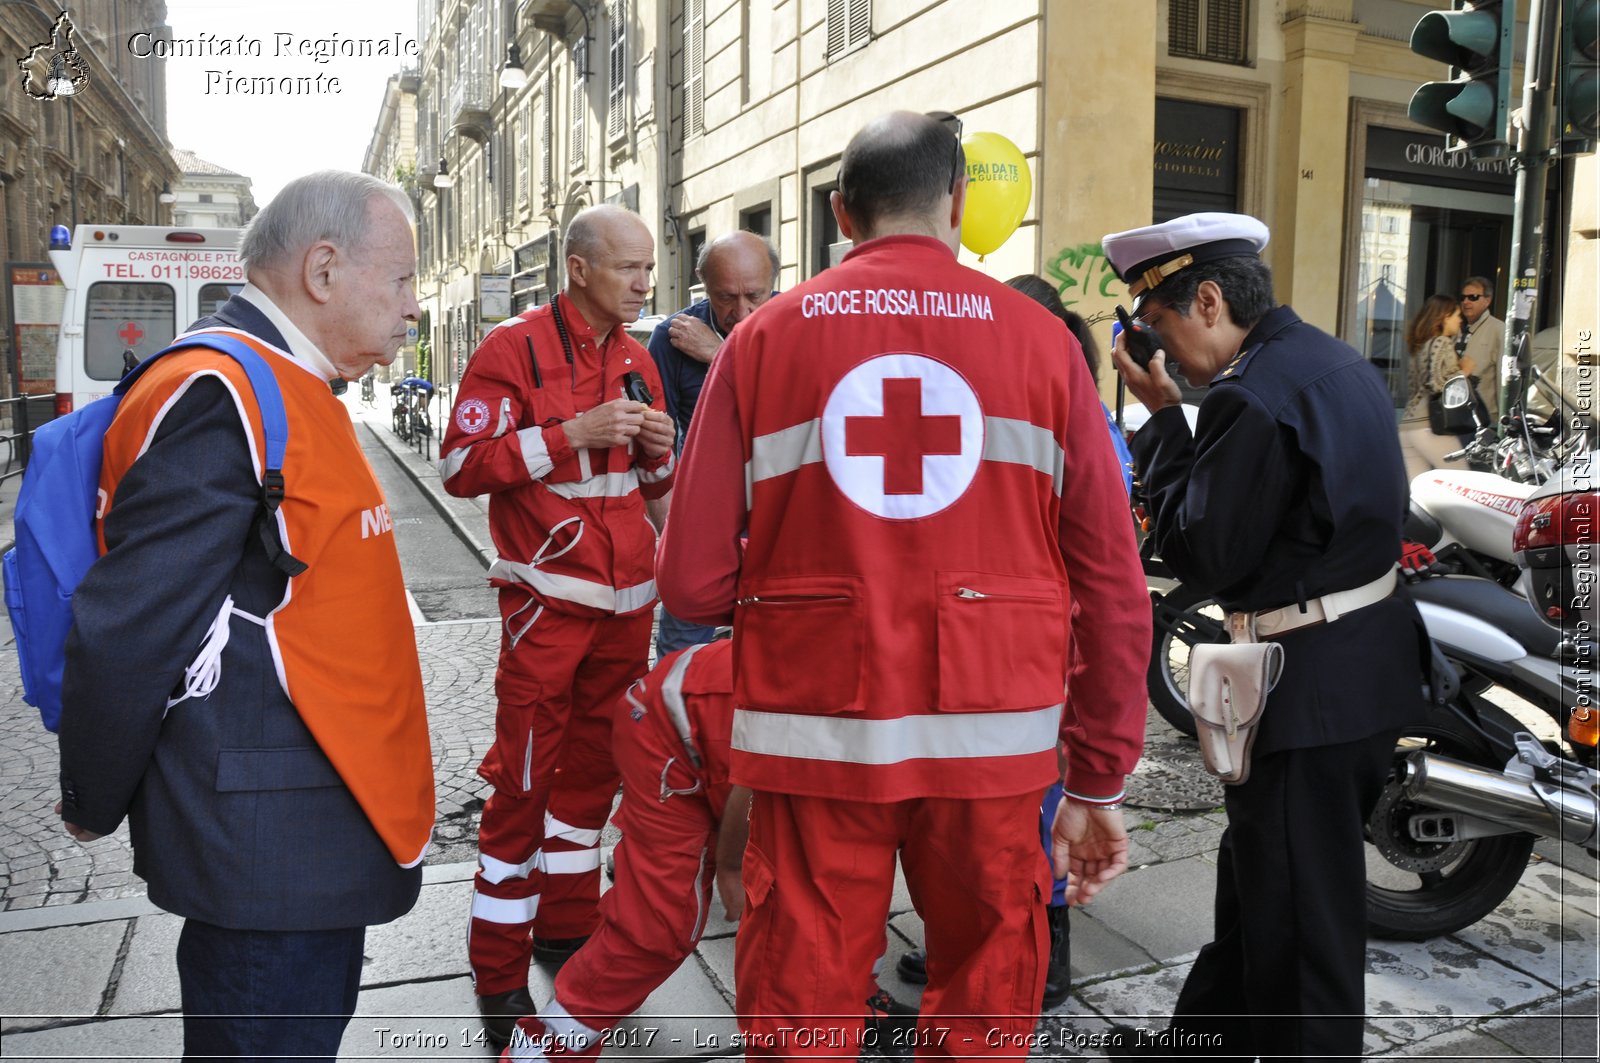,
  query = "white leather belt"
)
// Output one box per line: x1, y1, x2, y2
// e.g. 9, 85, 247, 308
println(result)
1240, 569, 1398, 640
